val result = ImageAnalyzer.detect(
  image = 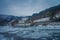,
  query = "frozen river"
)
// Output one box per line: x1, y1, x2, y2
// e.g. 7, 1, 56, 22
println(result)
0, 25, 60, 40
